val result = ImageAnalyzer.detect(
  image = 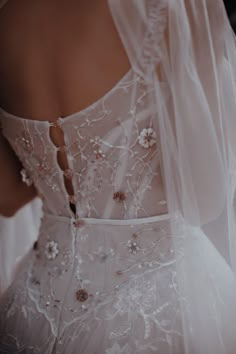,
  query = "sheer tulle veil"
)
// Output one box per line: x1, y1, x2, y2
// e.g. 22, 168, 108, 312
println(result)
109, 0, 236, 352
